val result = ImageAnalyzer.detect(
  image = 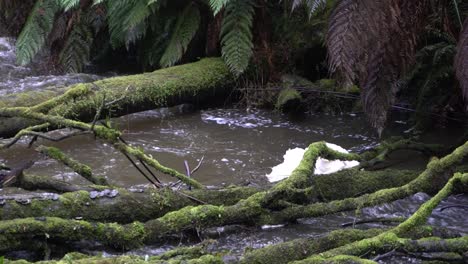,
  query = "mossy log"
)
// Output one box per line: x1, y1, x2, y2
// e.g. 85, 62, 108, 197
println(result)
0, 168, 417, 223
240, 229, 384, 264
292, 173, 468, 264
0, 141, 465, 253
0, 186, 258, 223
0, 58, 234, 138
5, 245, 223, 264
